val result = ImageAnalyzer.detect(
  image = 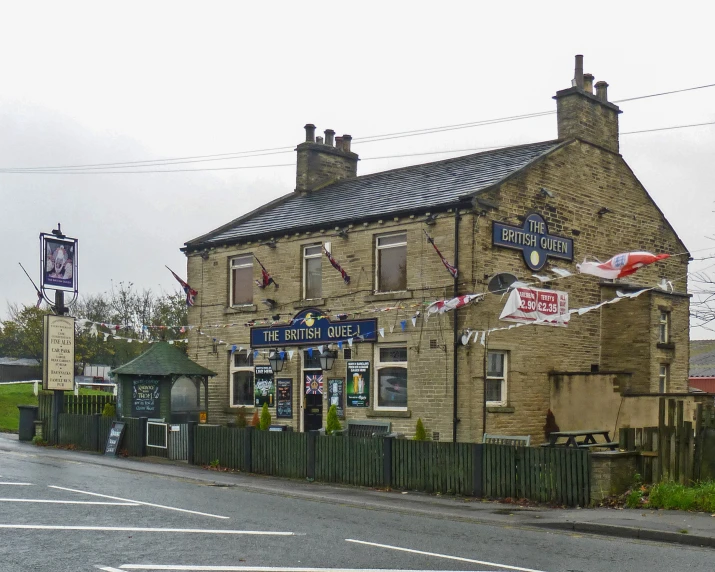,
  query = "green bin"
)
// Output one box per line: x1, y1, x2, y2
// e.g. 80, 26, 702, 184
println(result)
17, 405, 39, 441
